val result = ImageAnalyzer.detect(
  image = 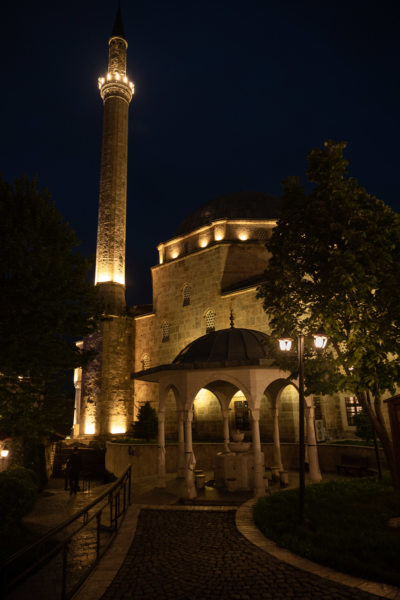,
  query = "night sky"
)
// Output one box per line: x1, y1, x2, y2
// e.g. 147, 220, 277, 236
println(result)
2, 1, 400, 305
